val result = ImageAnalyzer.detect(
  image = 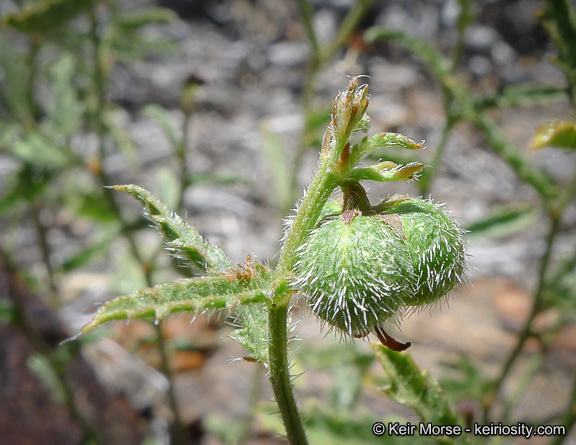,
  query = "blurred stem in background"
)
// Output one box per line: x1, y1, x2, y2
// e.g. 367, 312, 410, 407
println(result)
0, 248, 101, 444
287, 0, 373, 214
87, 5, 189, 444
